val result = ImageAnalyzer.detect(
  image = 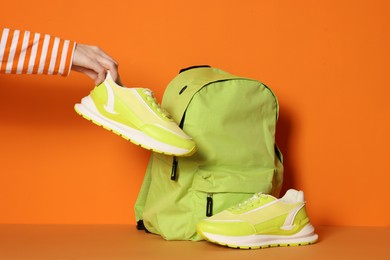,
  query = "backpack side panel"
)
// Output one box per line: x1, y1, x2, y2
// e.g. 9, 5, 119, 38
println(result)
134, 154, 154, 222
